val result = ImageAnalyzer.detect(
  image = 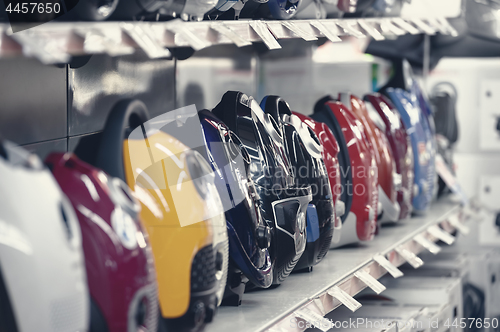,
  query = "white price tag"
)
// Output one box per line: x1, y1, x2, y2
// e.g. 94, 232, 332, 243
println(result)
121, 23, 172, 59
373, 254, 404, 278
411, 18, 436, 35
310, 21, 342, 42
395, 246, 424, 269
354, 270, 386, 294
426, 17, 448, 35
436, 17, 458, 36
210, 23, 251, 47
11, 32, 71, 64
327, 286, 362, 312
281, 21, 317, 41
435, 154, 468, 205
250, 21, 281, 50
357, 20, 384, 41
391, 18, 421, 35
447, 214, 470, 235
294, 307, 331, 332
413, 234, 441, 255
166, 23, 211, 51
381, 19, 406, 36
336, 21, 366, 38
428, 225, 455, 245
